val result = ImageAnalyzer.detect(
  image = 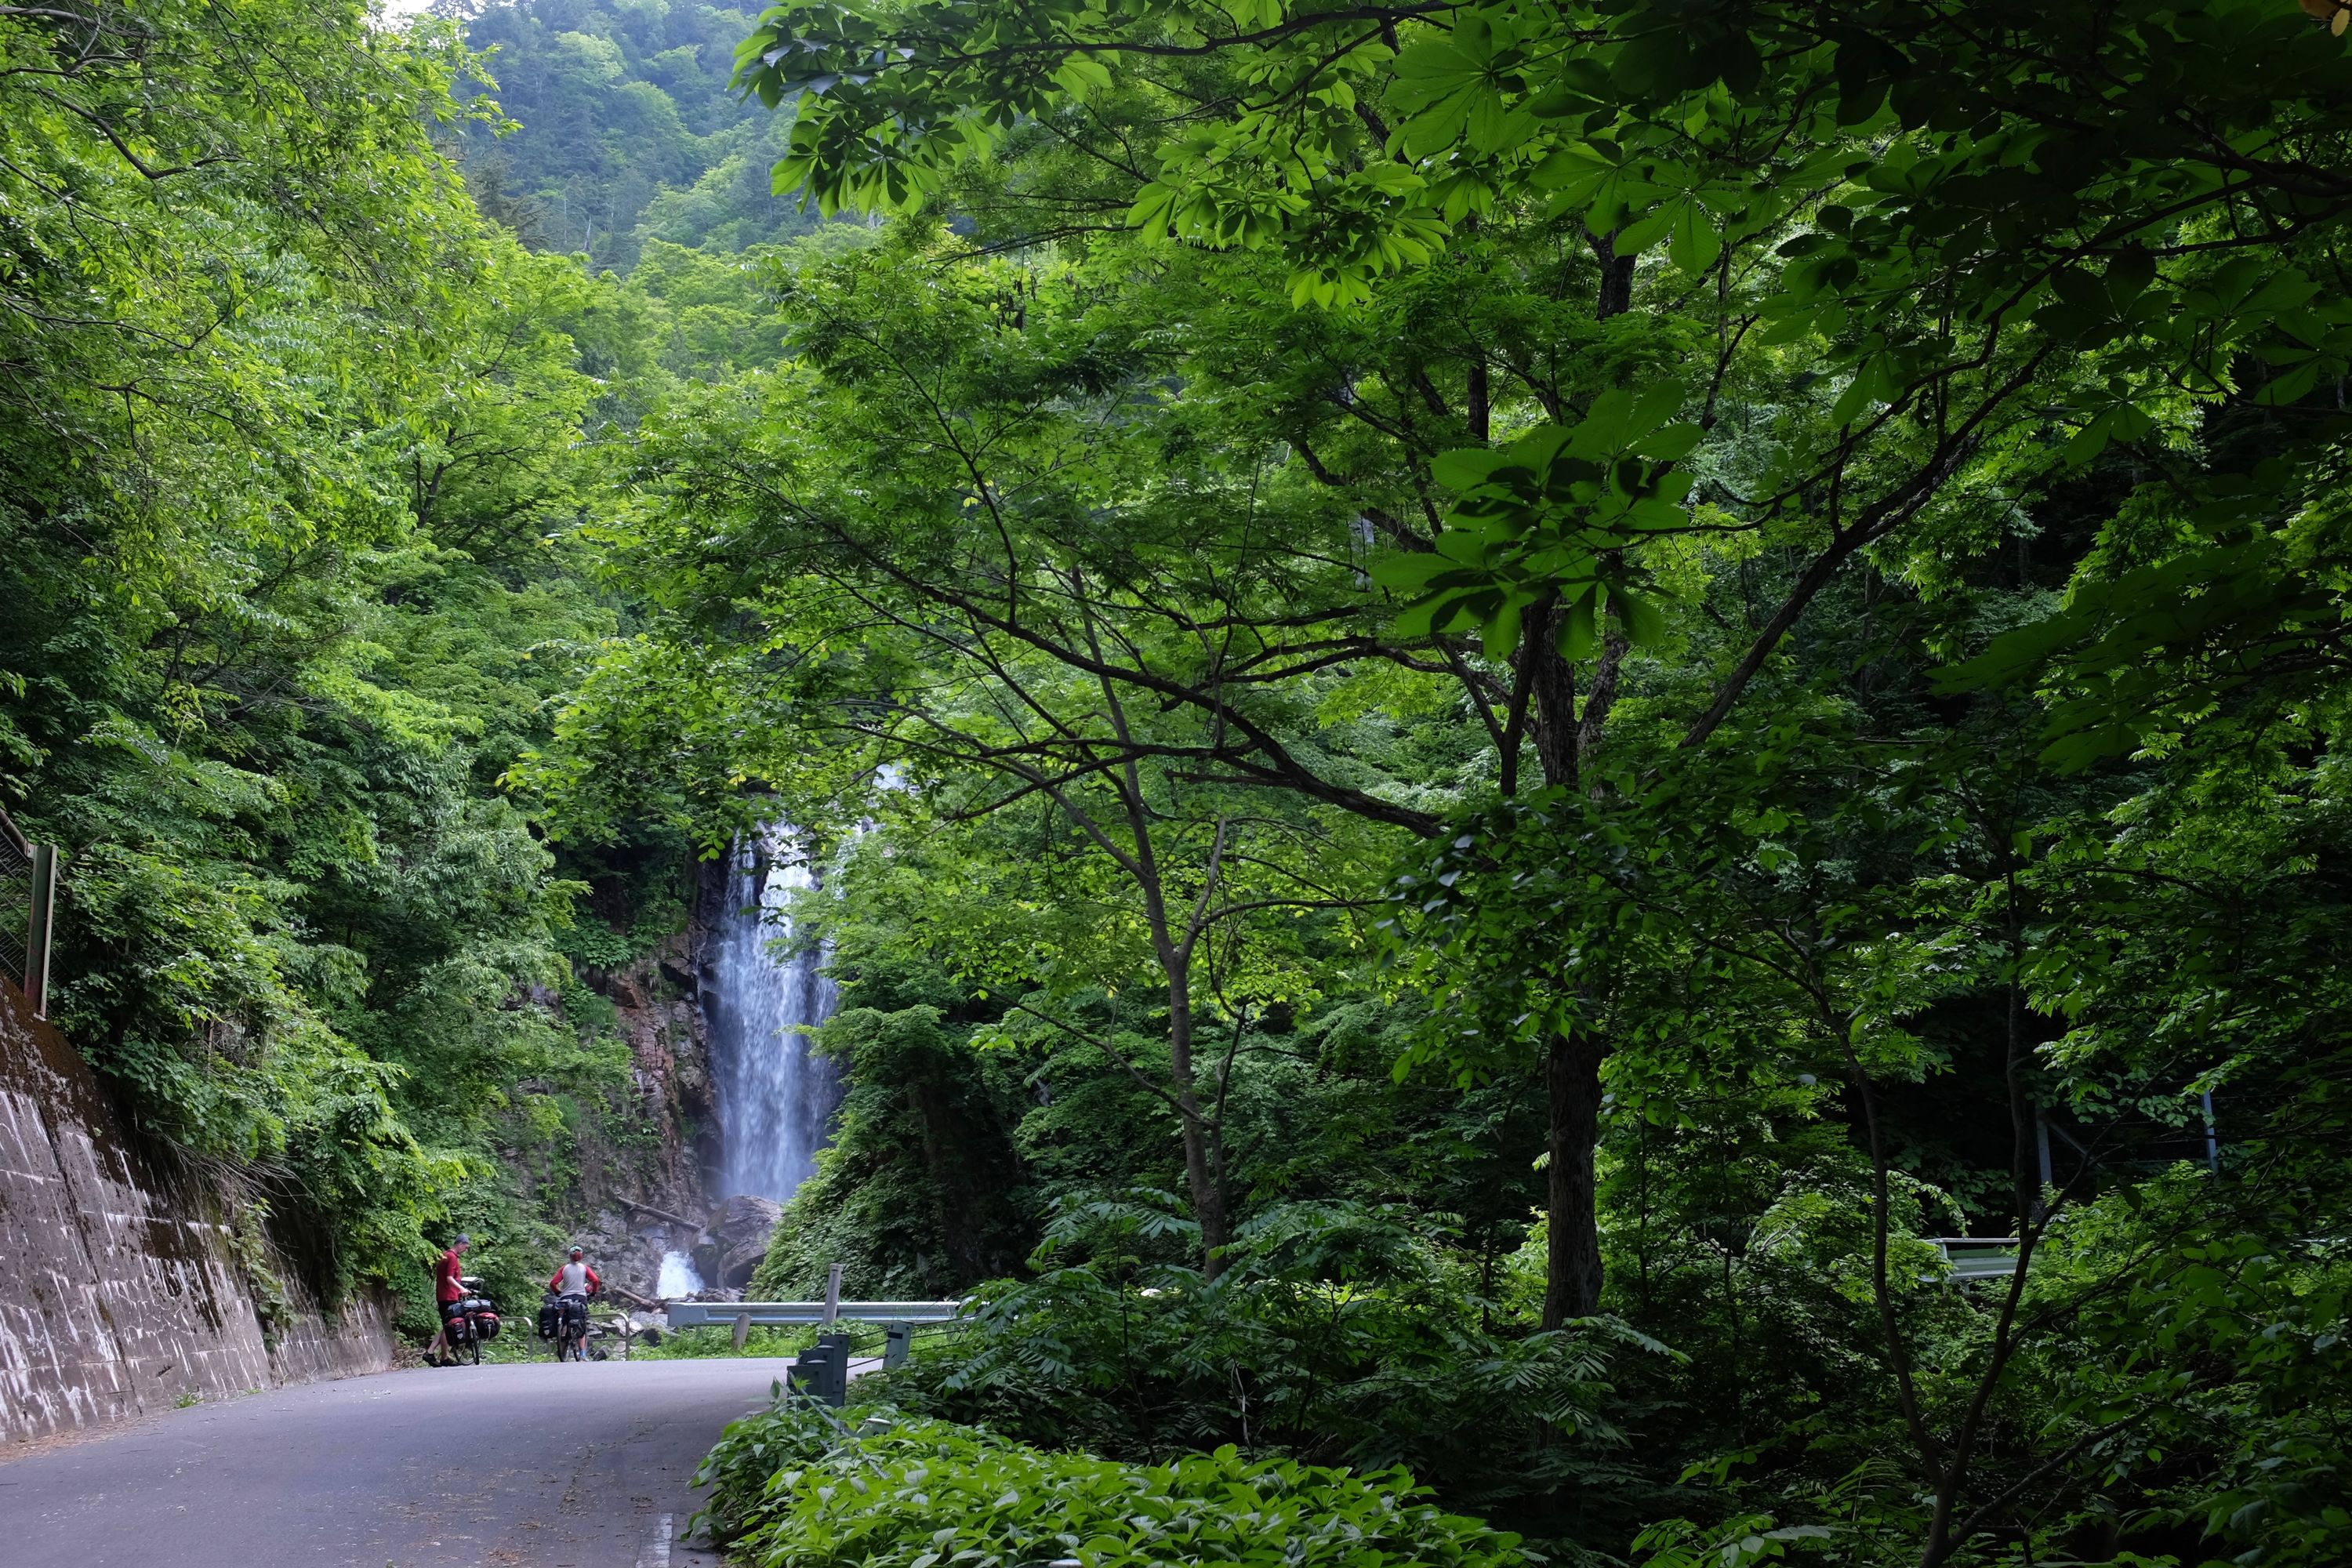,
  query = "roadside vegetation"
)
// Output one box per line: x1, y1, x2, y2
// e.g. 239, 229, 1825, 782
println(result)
694, 1401, 1537, 1568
